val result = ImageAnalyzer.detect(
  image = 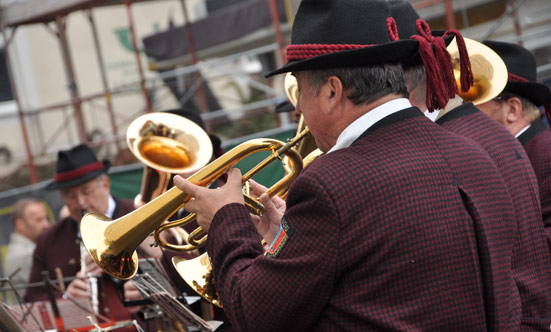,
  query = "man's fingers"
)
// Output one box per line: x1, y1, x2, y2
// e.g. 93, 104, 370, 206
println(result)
183, 199, 198, 214
249, 179, 268, 196
174, 175, 201, 196
259, 193, 277, 213
225, 168, 243, 186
